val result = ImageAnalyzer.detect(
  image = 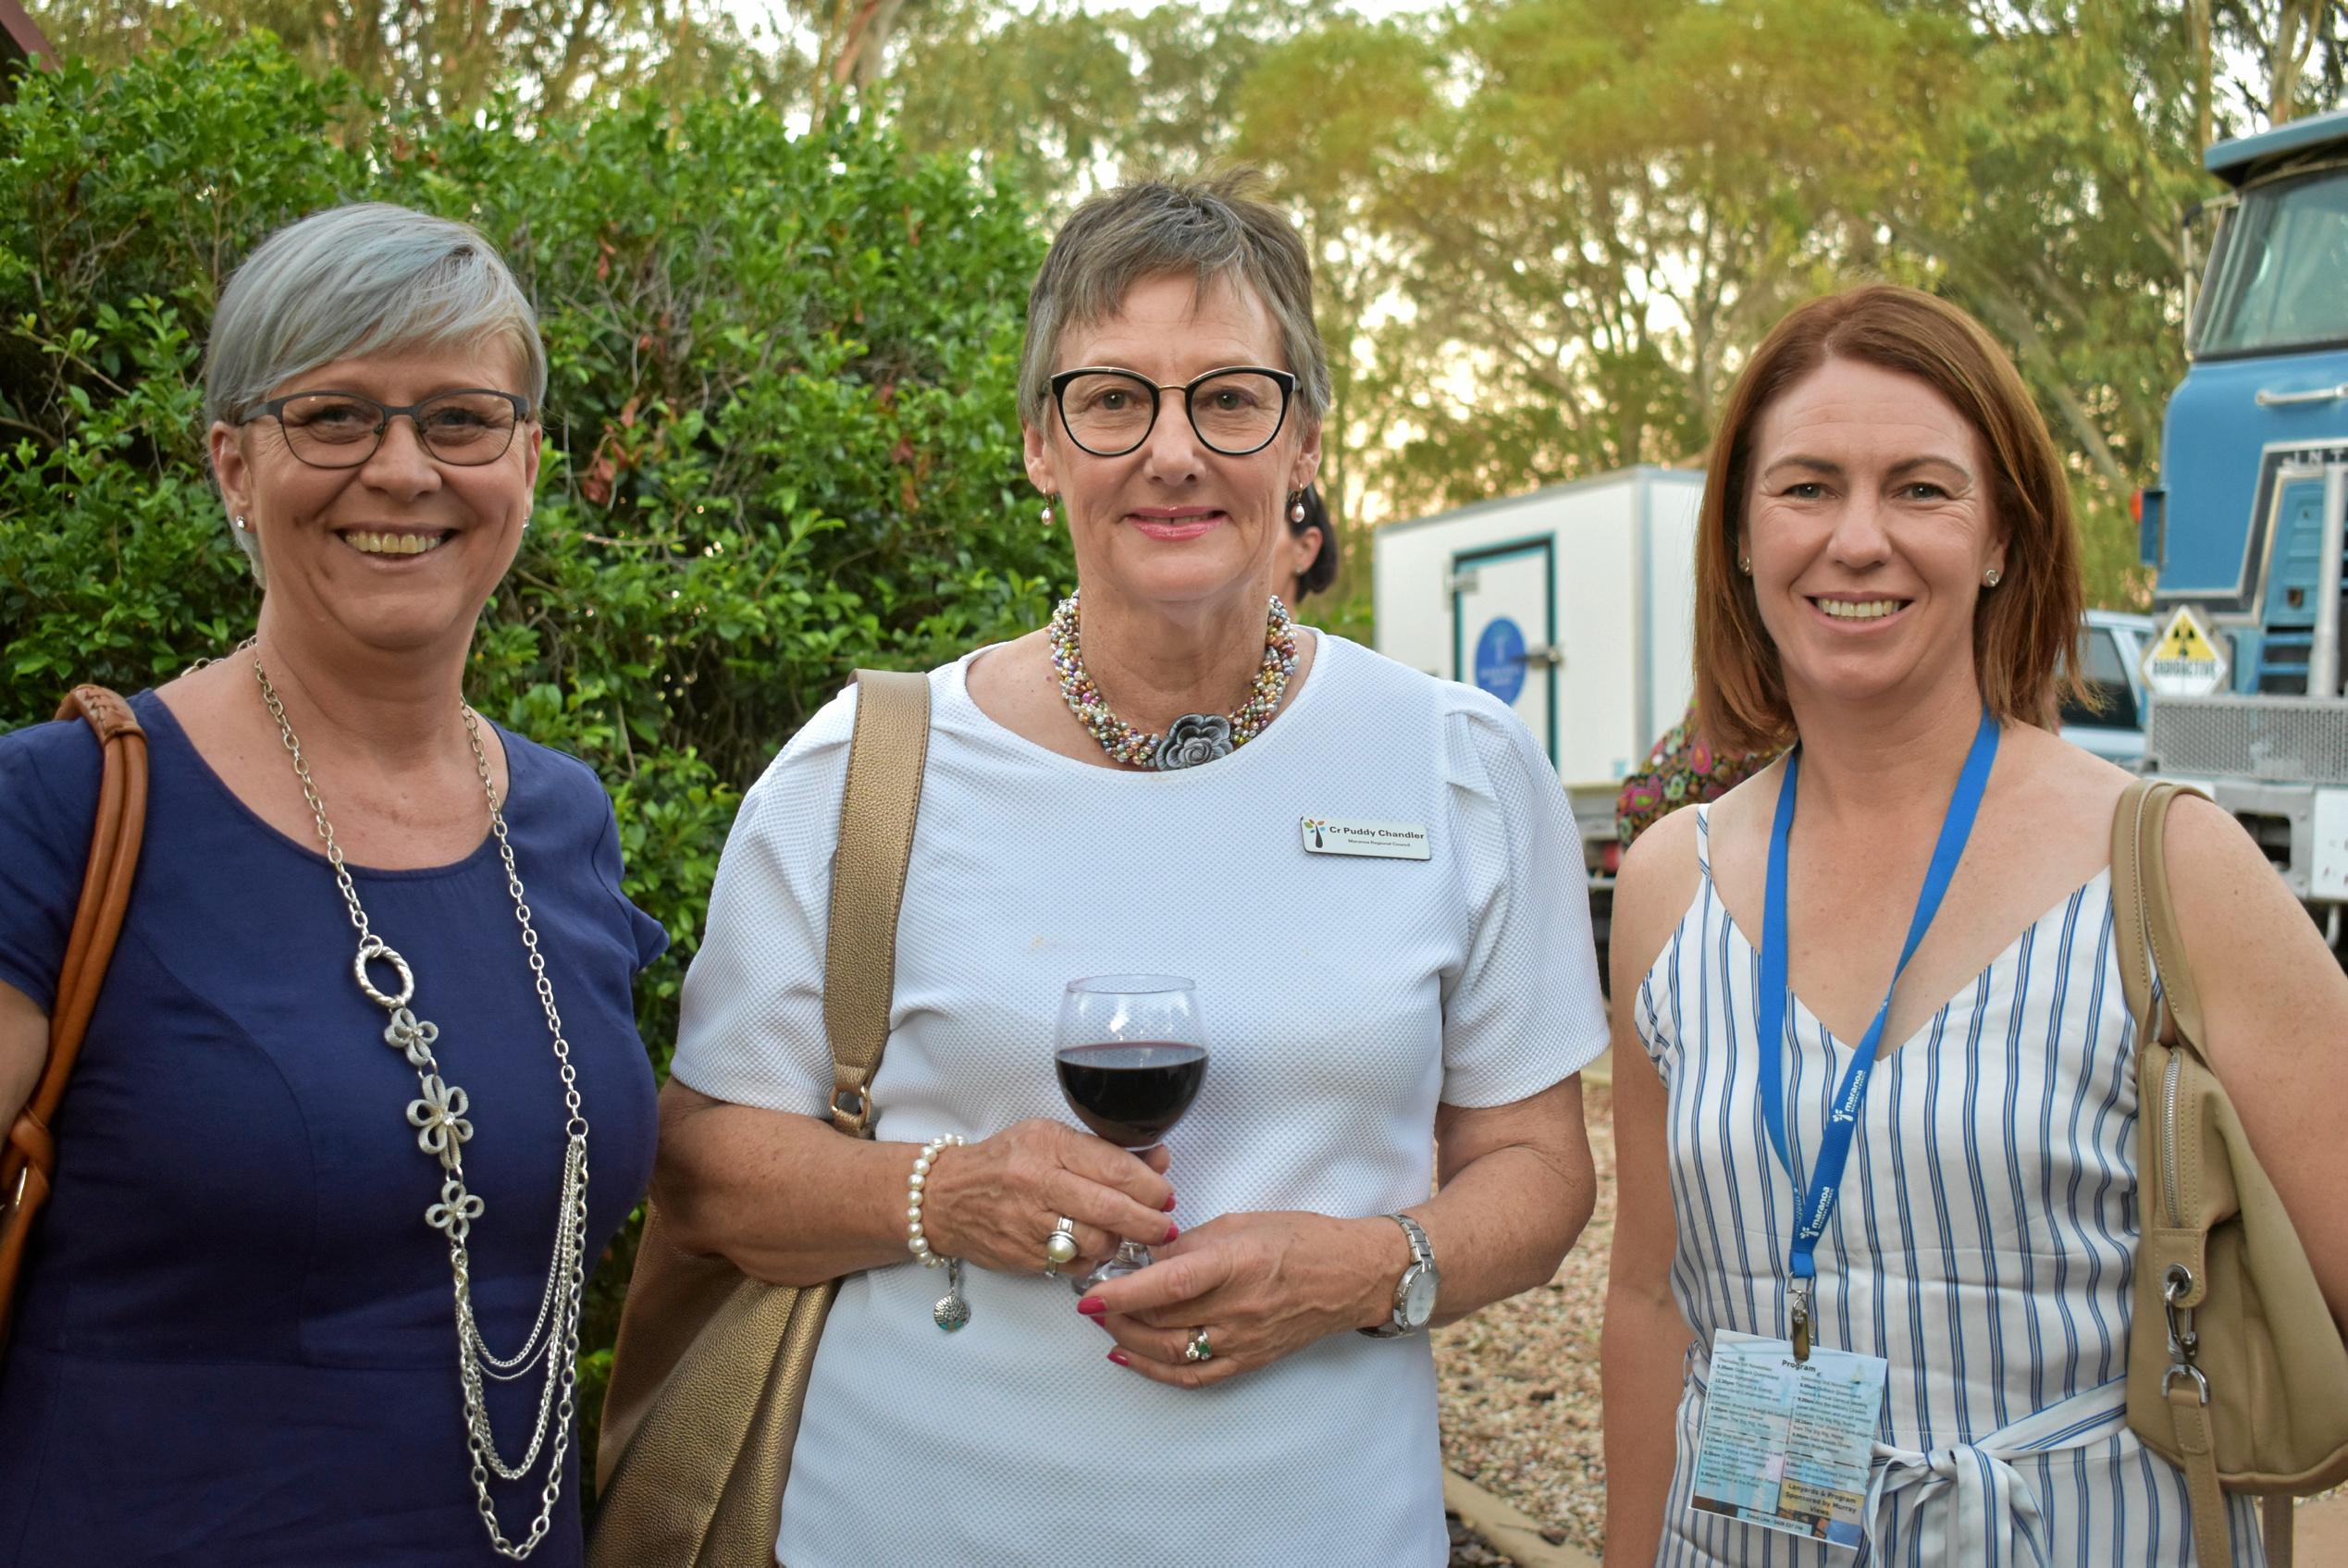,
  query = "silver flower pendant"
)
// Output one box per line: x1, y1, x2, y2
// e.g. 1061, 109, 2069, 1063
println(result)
933, 1256, 970, 1331
1155, 713, 1234, 770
